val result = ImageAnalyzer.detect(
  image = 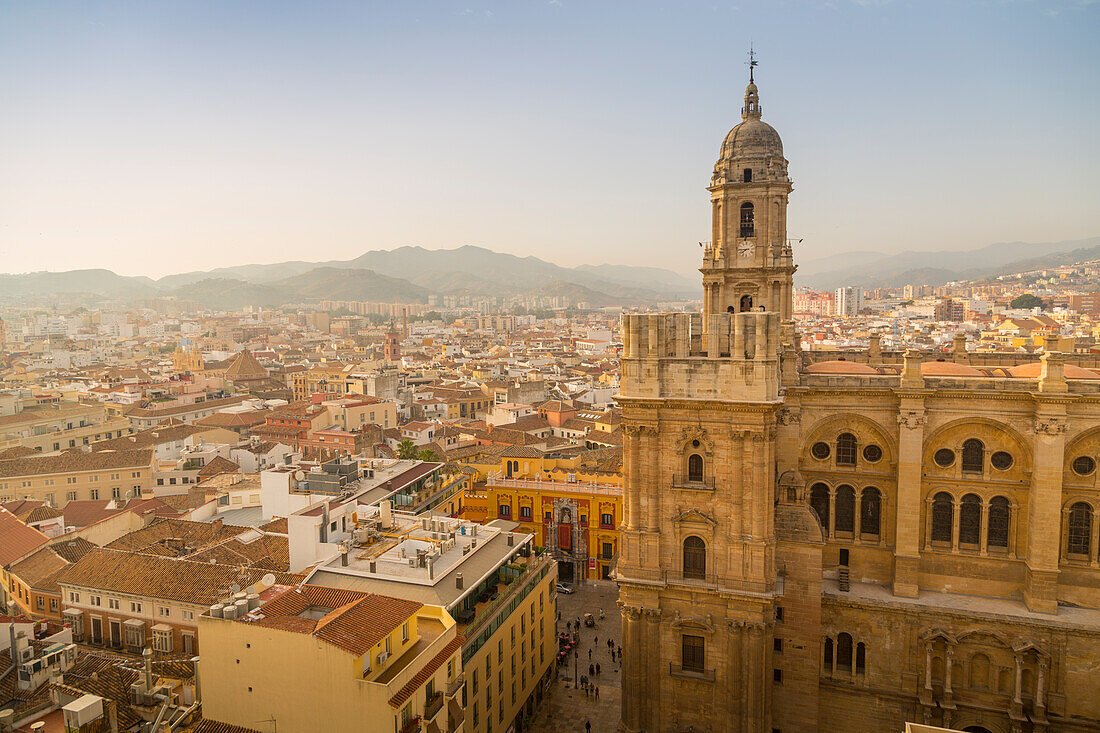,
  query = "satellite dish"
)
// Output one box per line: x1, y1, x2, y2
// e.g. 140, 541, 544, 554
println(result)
261, 573, 276, 588
229, 583, 241, 594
